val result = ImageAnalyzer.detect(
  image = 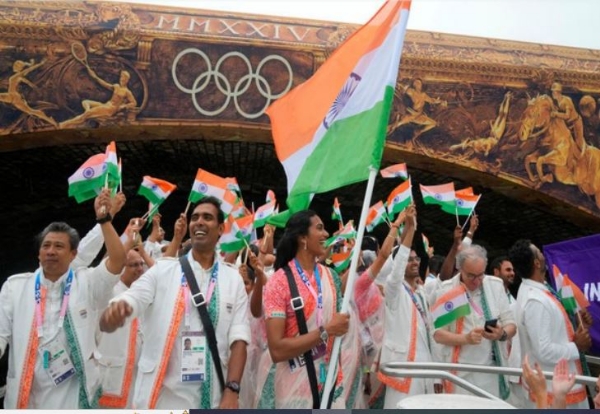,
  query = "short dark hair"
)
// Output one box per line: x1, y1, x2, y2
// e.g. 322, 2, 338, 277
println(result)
508, 239, 535, 280
37, 222, 80, 251
490, 256, 510, 273
361, 235, 379, 253
194, 196, 225, 224
428, 254, 444, 275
